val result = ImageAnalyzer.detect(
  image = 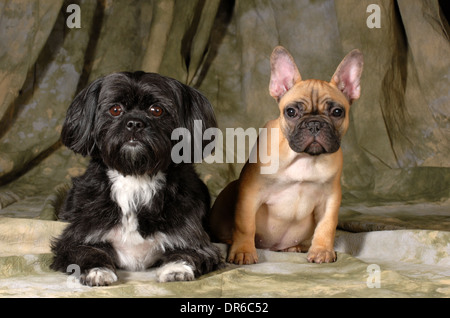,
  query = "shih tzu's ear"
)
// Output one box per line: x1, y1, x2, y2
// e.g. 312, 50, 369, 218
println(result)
176, 83, 217, 160
61, 77, 103, 157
